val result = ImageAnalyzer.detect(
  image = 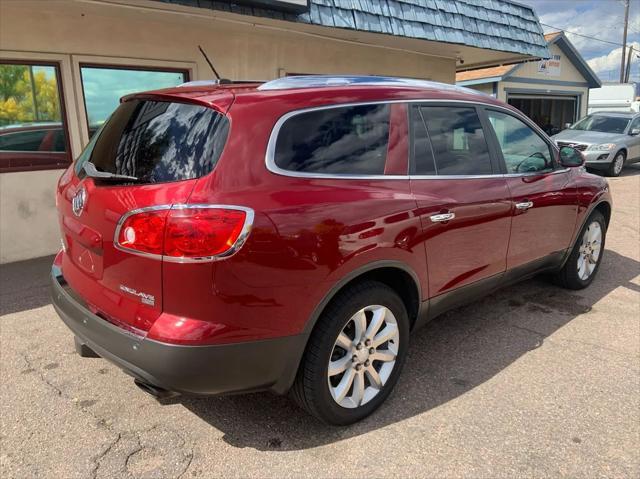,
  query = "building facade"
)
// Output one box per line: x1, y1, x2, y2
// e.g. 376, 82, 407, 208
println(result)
457, 32, 601, 136
0, 0, 549, 263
